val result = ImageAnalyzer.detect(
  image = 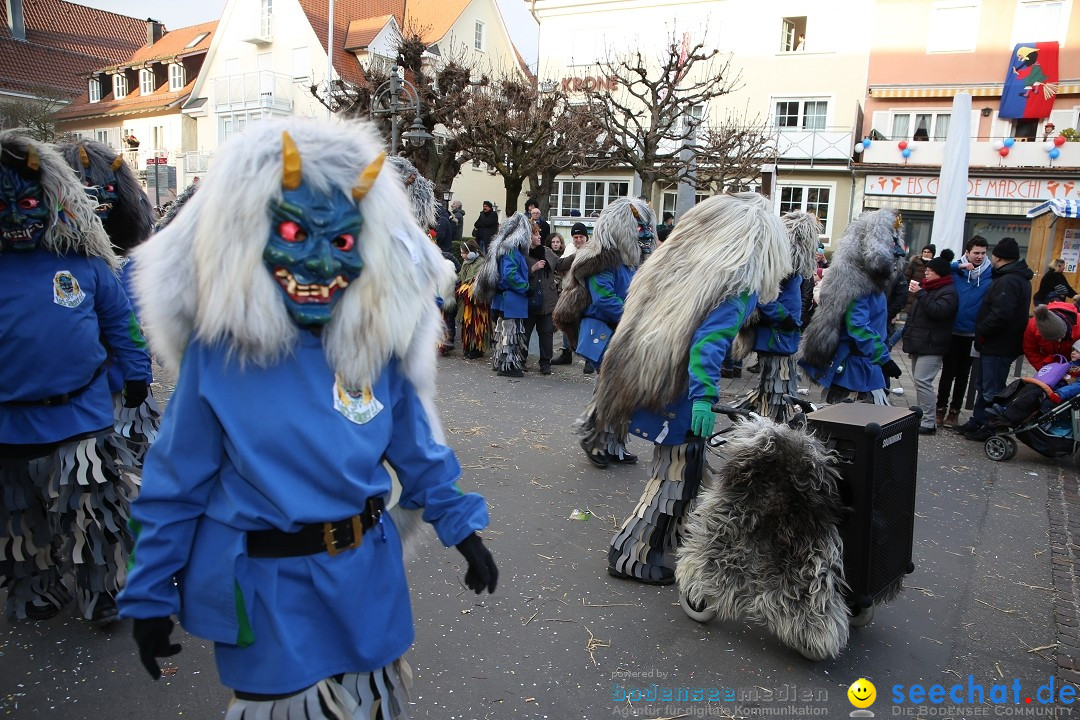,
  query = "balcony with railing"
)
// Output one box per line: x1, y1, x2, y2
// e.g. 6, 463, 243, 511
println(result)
212, 71, 293, 112
858, 137, 1080, 169
773, 126, 854, 164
